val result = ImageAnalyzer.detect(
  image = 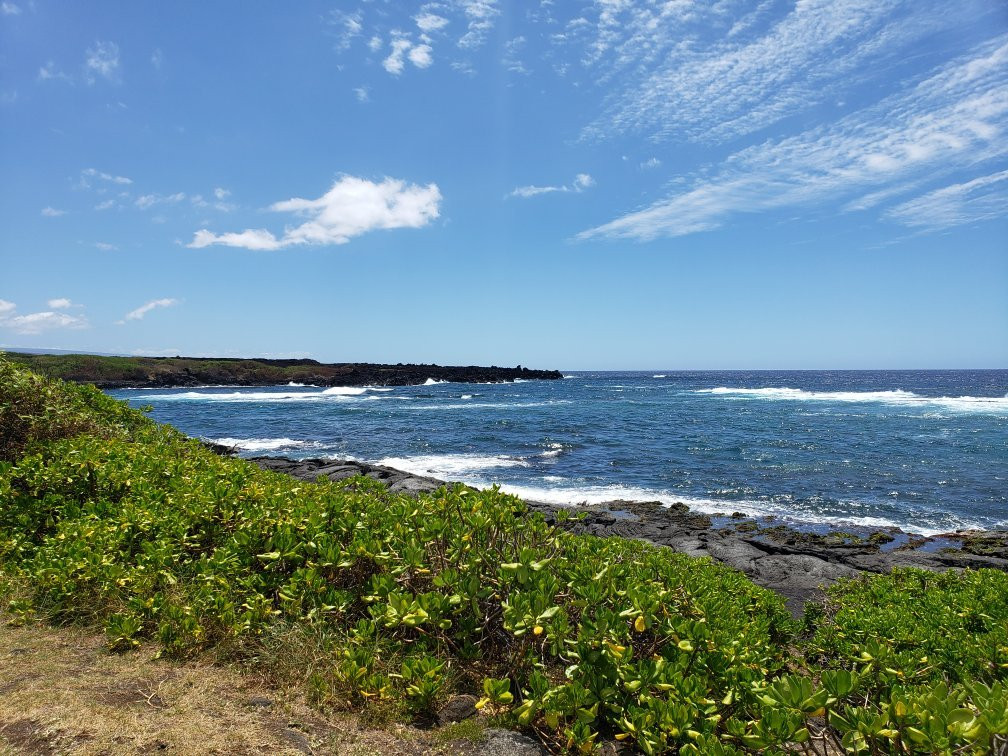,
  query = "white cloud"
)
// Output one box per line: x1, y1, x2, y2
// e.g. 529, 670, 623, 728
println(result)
1, 2, 21, 15
47, 298, 72, 309
135, 192, 185, 209
354, 86, 370, 102
416, 13, 449, 33
886, 169, 1008, 230
94, 199, 118, 211
38, 61, 71, 83
81, 167, 132, 187
383, 37, 414, 74
94, 242, 118, 251
213, 187, 230, 200
368, 35, 382, 52
0, 300, 88, 334
189, 175, 442, 250
41, 206, 66, 217
330, 10, 363, 50
579, 35, 1008, 240
503, 36, 529, 74
151, 48, 163, 69
409, 44, 434, 68
640, 157, 662, 170
456, 0, 499, 50
84, 41, 120, 85
123, 298, 178, 322
510, 172, 595, 198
